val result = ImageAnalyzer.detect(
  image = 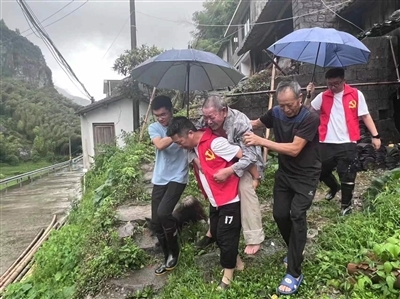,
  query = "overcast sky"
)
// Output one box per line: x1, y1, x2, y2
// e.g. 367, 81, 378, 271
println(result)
1, 0, 204, 101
